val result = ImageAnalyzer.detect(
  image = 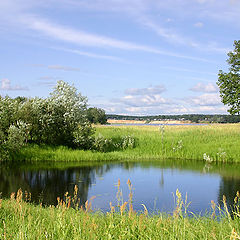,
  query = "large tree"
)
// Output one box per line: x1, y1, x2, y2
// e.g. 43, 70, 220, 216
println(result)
217, 40, 240, 115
